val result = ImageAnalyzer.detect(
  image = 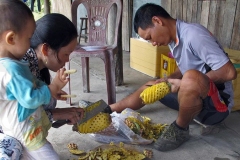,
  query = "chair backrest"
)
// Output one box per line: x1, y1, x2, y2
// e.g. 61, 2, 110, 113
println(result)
72, 0, 122, 47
